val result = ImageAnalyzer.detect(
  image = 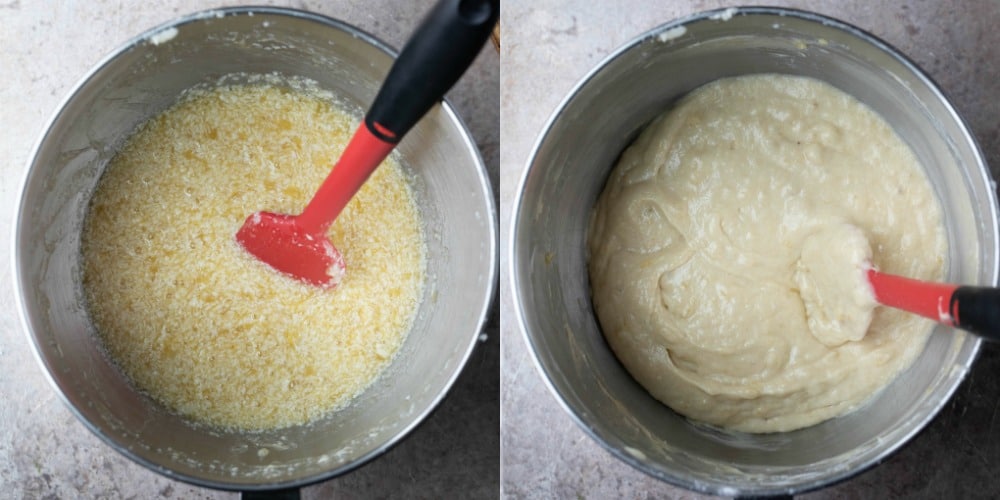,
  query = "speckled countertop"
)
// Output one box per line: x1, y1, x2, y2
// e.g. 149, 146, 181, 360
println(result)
500, 1, 1000, 499
0, 1, 498, 498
